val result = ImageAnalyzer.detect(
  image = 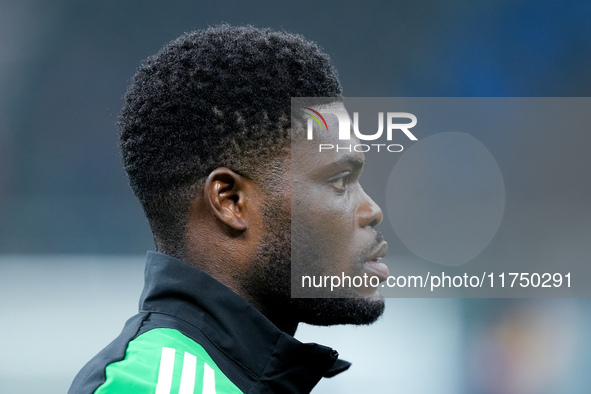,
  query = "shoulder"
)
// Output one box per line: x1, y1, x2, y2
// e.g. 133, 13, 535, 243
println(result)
70, 325, 243, 394
96, 328, 243, 394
